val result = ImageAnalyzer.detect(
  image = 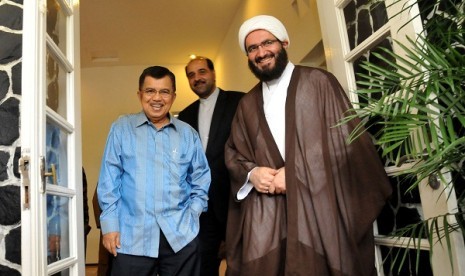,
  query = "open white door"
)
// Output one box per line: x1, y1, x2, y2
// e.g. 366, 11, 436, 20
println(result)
20, 0, 84, 275
316, 0, 465, 275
